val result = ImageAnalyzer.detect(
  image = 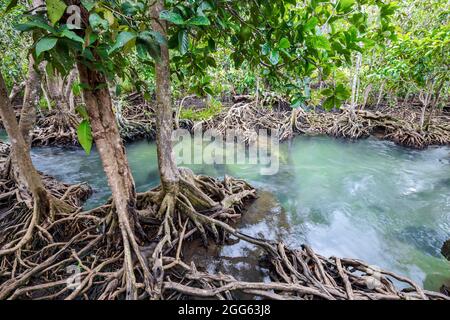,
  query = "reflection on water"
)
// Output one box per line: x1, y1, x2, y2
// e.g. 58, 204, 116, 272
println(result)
2, 128, 450, 291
